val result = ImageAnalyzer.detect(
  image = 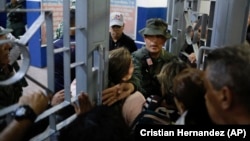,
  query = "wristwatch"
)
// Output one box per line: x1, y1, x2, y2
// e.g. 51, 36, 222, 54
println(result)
13, 105, 37, 122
